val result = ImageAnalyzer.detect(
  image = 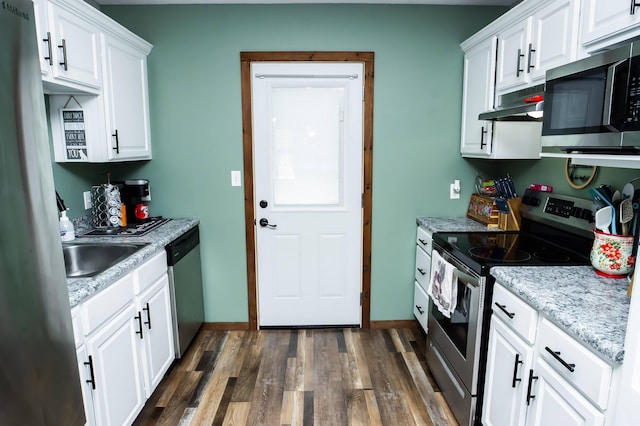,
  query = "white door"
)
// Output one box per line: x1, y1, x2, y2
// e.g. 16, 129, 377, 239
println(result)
252, 62, 363, 327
